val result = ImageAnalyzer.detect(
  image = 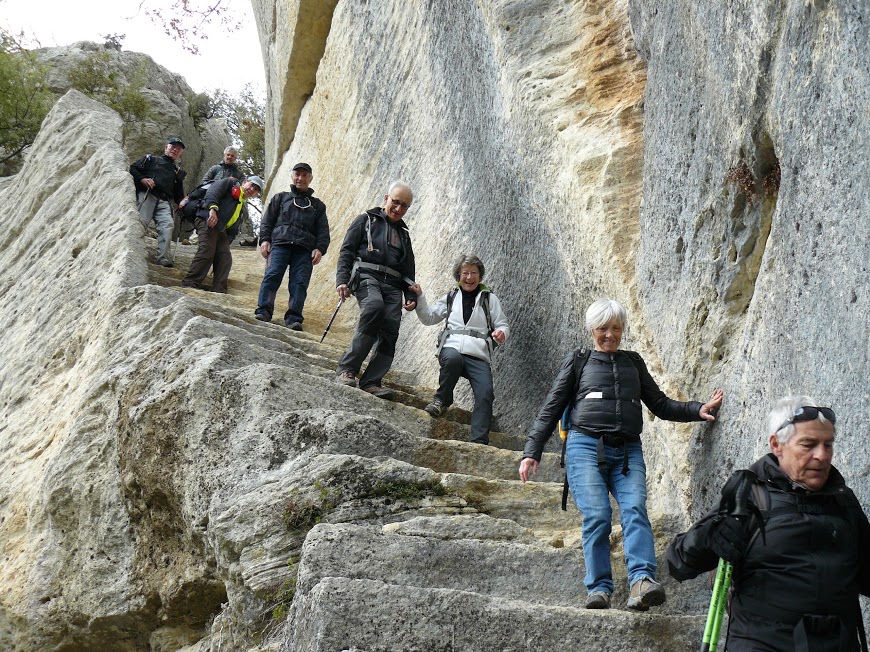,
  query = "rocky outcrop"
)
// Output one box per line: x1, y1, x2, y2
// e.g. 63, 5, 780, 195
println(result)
0, 90, 716, 651
35, 42, 229, 189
